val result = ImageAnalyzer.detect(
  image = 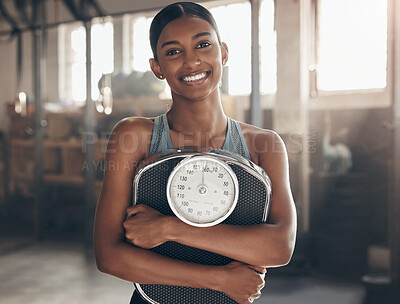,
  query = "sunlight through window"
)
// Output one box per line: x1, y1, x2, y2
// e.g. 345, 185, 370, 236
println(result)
259, 0, 277, 94
211, 3, 251, 95
91, 22, 114, 101
317, 0, 387, 91
71, 27, 86, 102
132, 17, 153, 72
69, 21, 114, 104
